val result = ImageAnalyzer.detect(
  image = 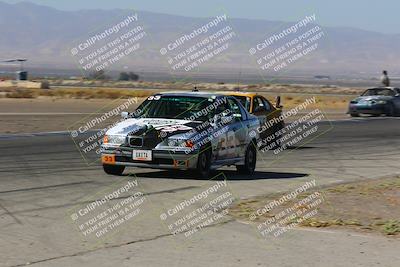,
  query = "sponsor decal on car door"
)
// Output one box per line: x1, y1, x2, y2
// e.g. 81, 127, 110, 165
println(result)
217, 129, 238, 159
